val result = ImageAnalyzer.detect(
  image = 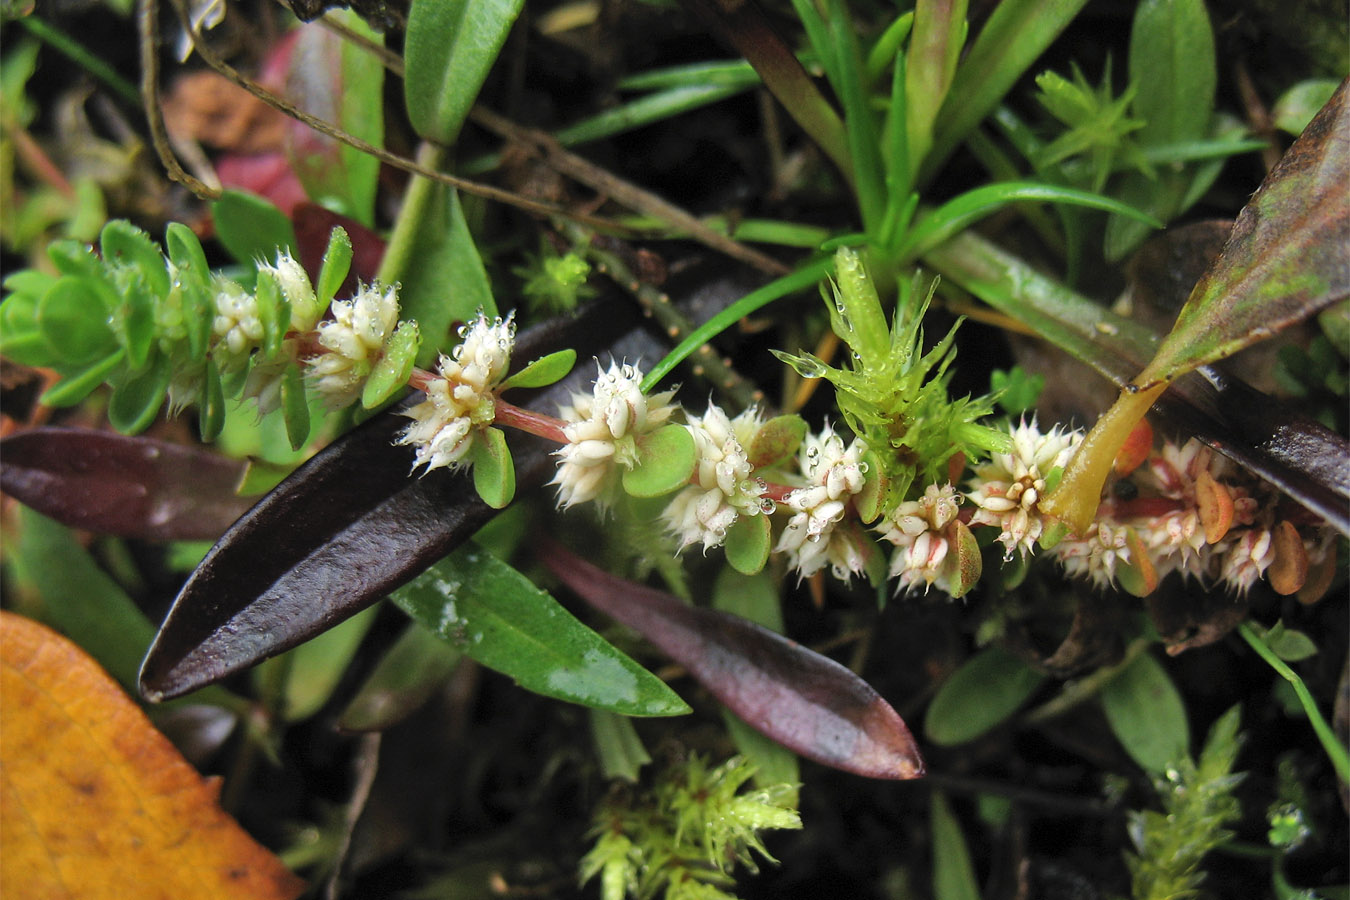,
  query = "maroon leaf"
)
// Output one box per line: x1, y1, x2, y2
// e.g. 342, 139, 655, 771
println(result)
138, 296, 654, 701
539, 541, 924, 780
0, 428, 250, 541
